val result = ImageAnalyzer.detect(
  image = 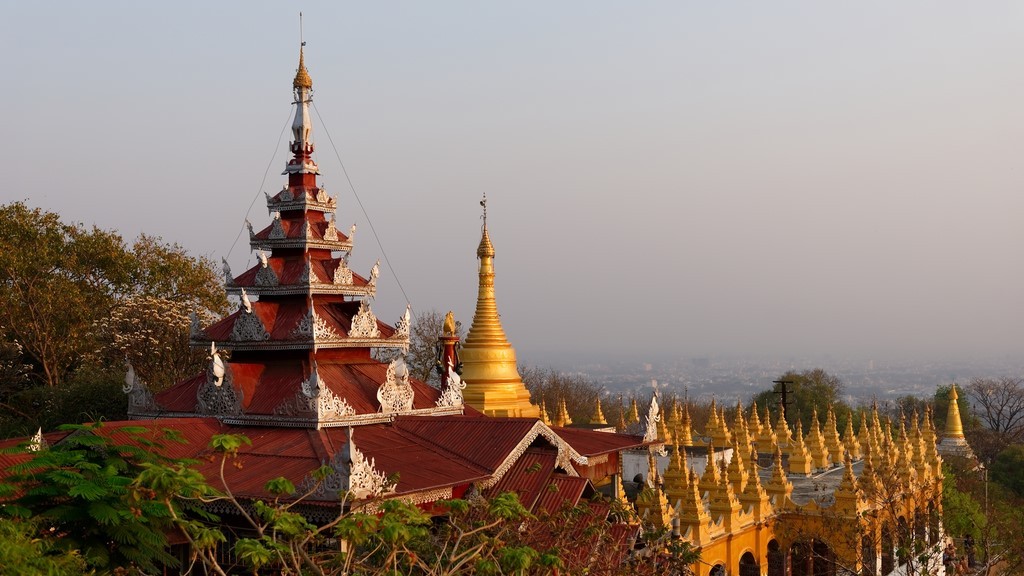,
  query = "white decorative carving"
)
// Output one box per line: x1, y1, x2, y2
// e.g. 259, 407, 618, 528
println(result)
240, 288, 253, 314
254, 265, 278, 287
436, 361, 466, 409
27, 428, 47, 452
394, 305, 411, 339
324, 219, 338, 241
291, 305, 340, 341
197, 359, 243, 416
643, 392, 661, 444
368, 260, 380, 287
315, 187, 329, 204
231, 306, 270, 341
123, 361, 157, 413
332, 258, 353, 285
378, 358, 415, 414
482, 421, 587, 489
221, 257, 234, 286
296, 428, 395, 501
269, 213, 286, 239
275, 363, 357, 422
349, 300, 380, 338
301, 362, 322, 398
